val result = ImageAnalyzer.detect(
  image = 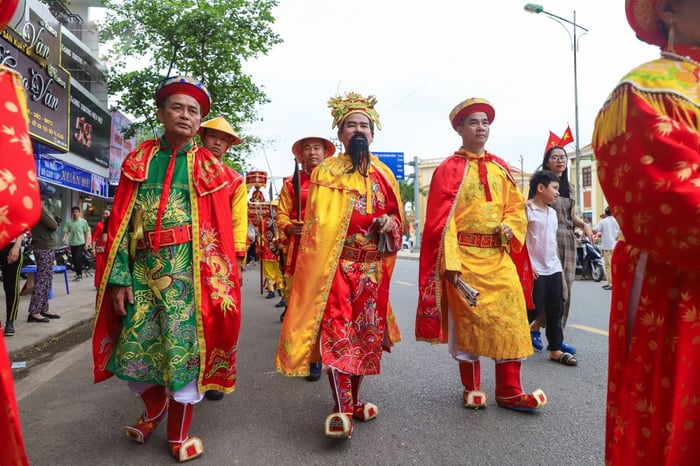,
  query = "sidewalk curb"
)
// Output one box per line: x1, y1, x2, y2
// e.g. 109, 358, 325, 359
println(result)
8, 316, 93, 360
